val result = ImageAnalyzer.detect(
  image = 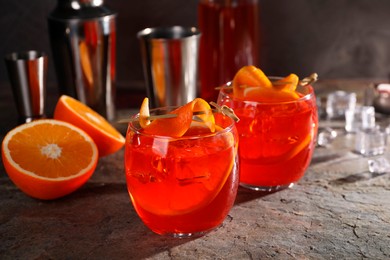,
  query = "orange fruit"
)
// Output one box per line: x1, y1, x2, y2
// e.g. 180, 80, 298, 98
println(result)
232, 65, 272, 99
1, 119, 98, 200
140, 97, 215, 137
54, 95, 125, 157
